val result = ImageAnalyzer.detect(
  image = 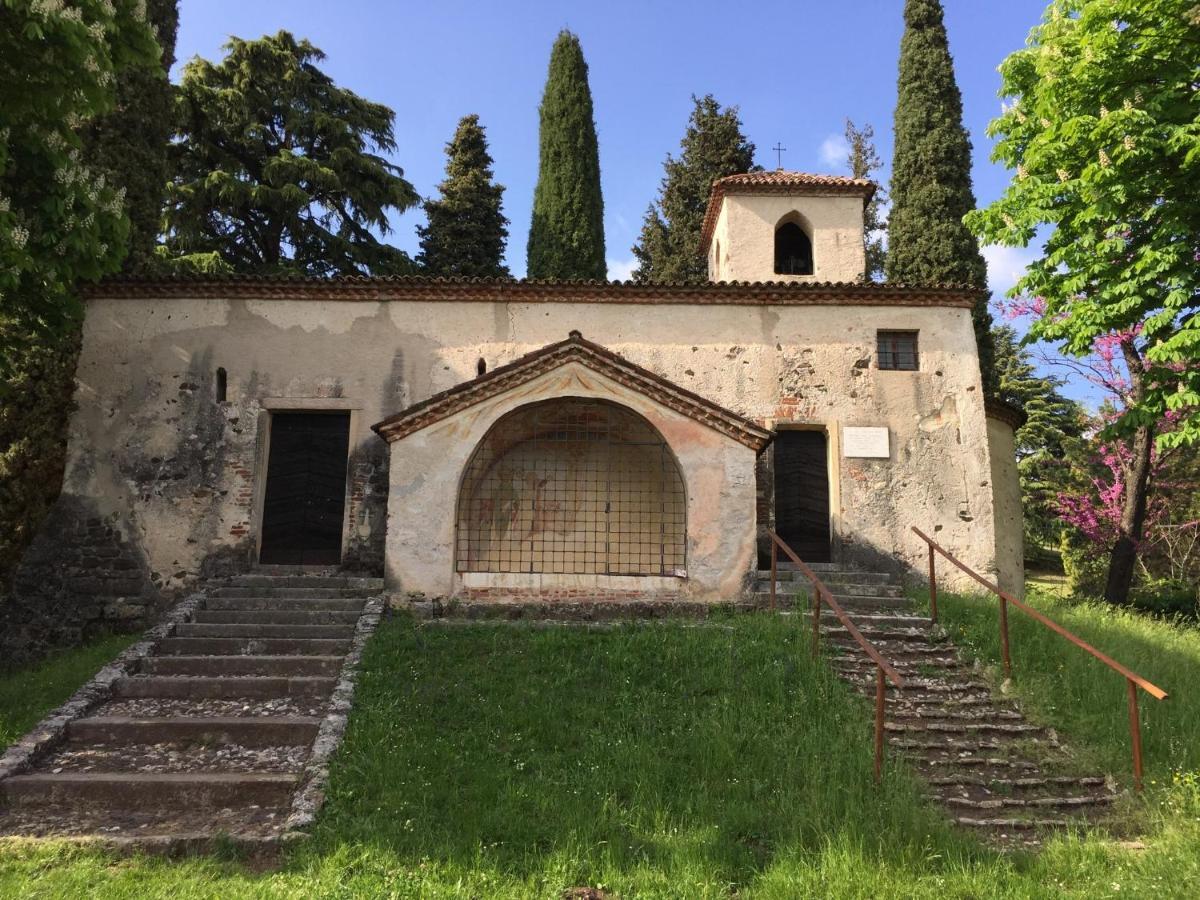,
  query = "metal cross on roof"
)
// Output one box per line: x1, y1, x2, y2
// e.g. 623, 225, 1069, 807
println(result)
772, 142, 787, 169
